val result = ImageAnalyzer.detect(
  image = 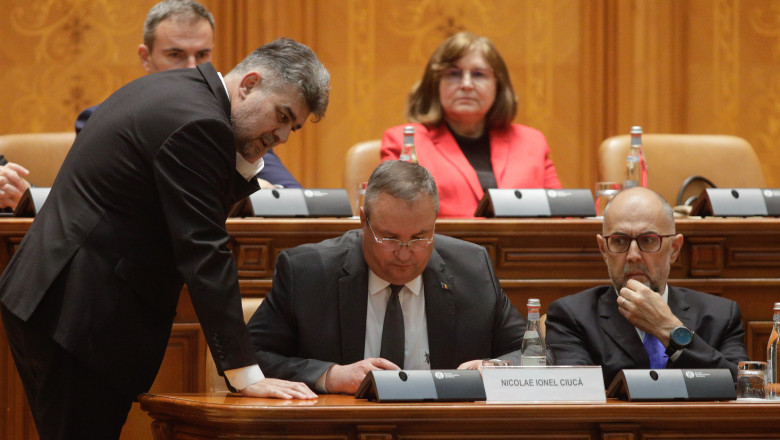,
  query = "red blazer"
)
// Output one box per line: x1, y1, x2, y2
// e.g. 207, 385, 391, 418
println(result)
381, 123, 561, 218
